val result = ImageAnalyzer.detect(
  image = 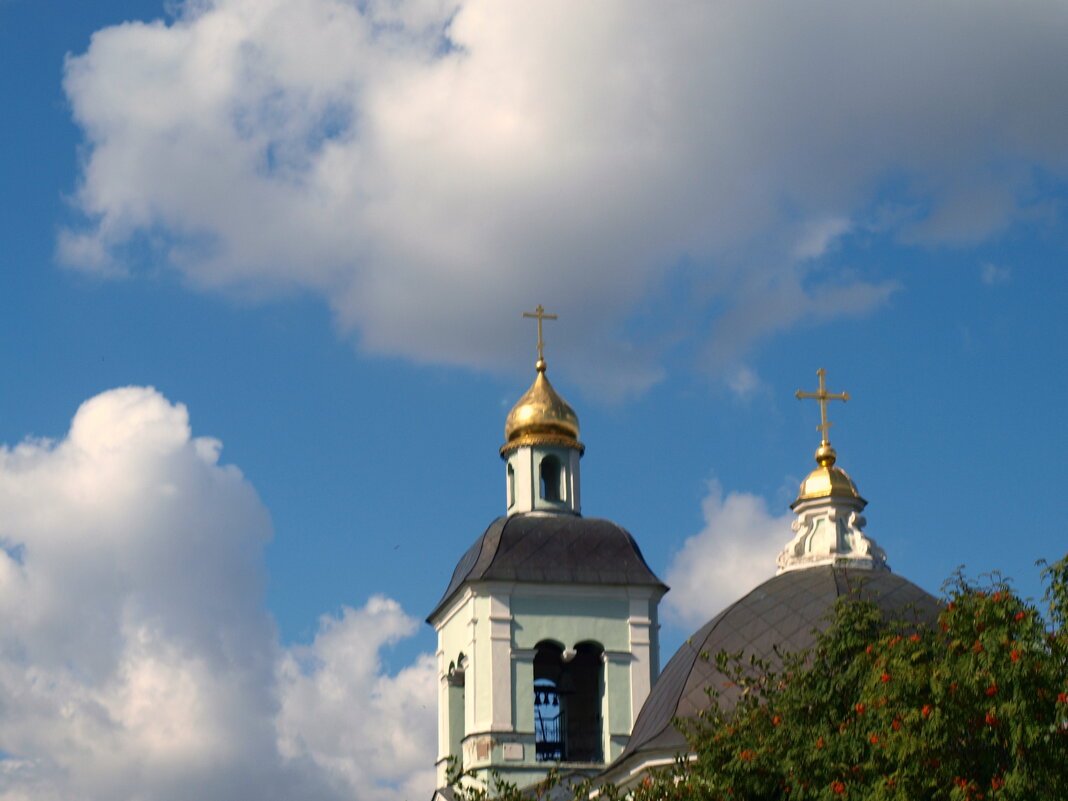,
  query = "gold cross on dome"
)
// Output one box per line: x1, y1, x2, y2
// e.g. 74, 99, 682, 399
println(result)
522, 304, 557, 364
796, 368, 850, 446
